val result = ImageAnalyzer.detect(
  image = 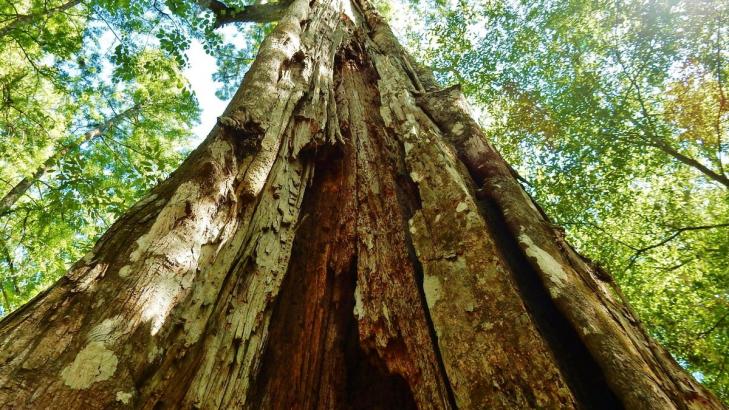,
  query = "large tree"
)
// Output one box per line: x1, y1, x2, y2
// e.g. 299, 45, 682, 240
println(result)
0, 0, 723, 408
407, 0, 728, 396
